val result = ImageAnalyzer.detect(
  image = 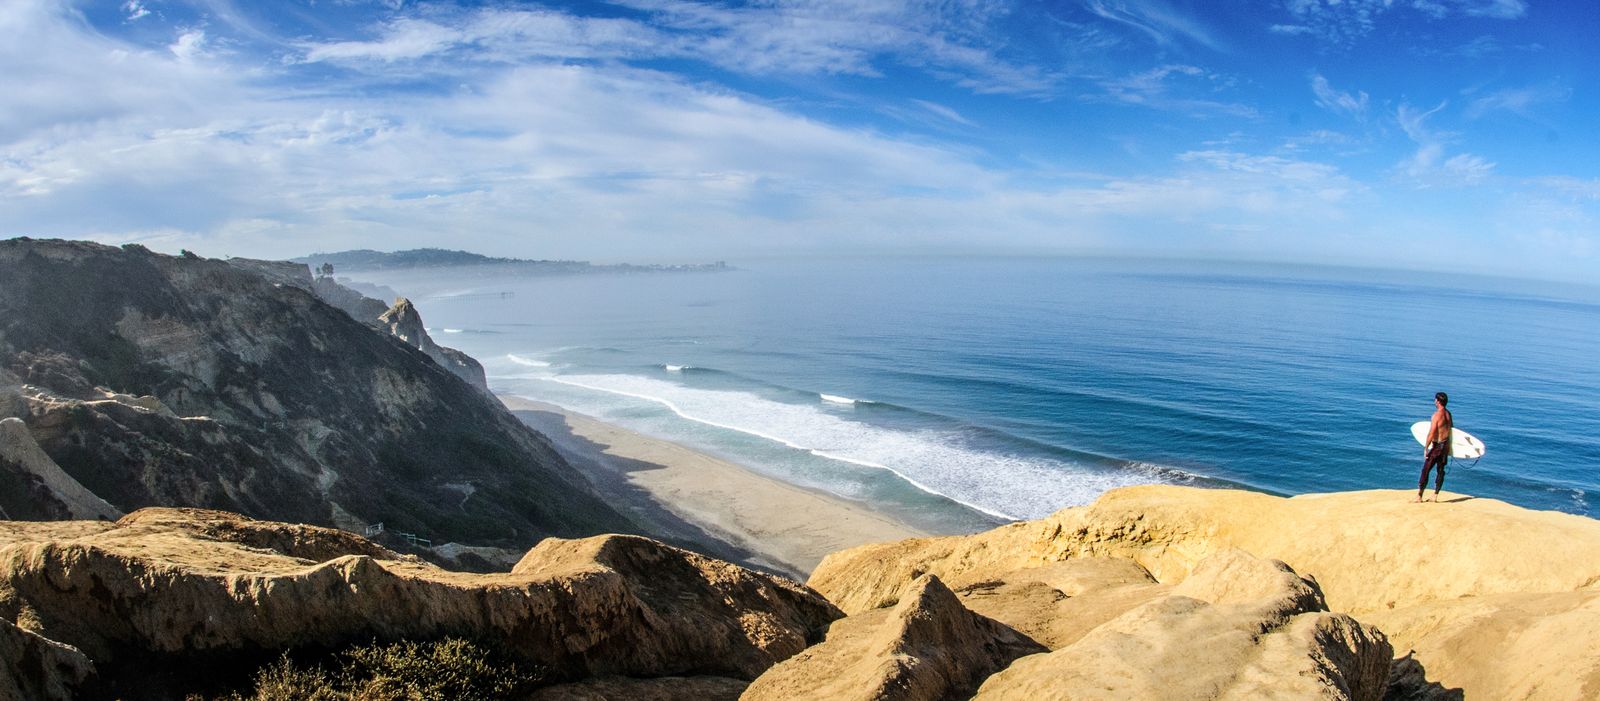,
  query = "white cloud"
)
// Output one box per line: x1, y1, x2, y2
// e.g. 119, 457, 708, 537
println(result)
1097, 64, 1258, 117
910, 99, 976, 127
1282, 0, 1527, 45
1460, 0, 1528, 19
123, 1, 150, 22
1080, 0, 1223, 50
169, 29, 208, 62
1394, 102, 1495, 186
296, 2, 1057, 96
303, 18, 462, 63
1310, 73, 1367, 120
1465, 83, 1571, 119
